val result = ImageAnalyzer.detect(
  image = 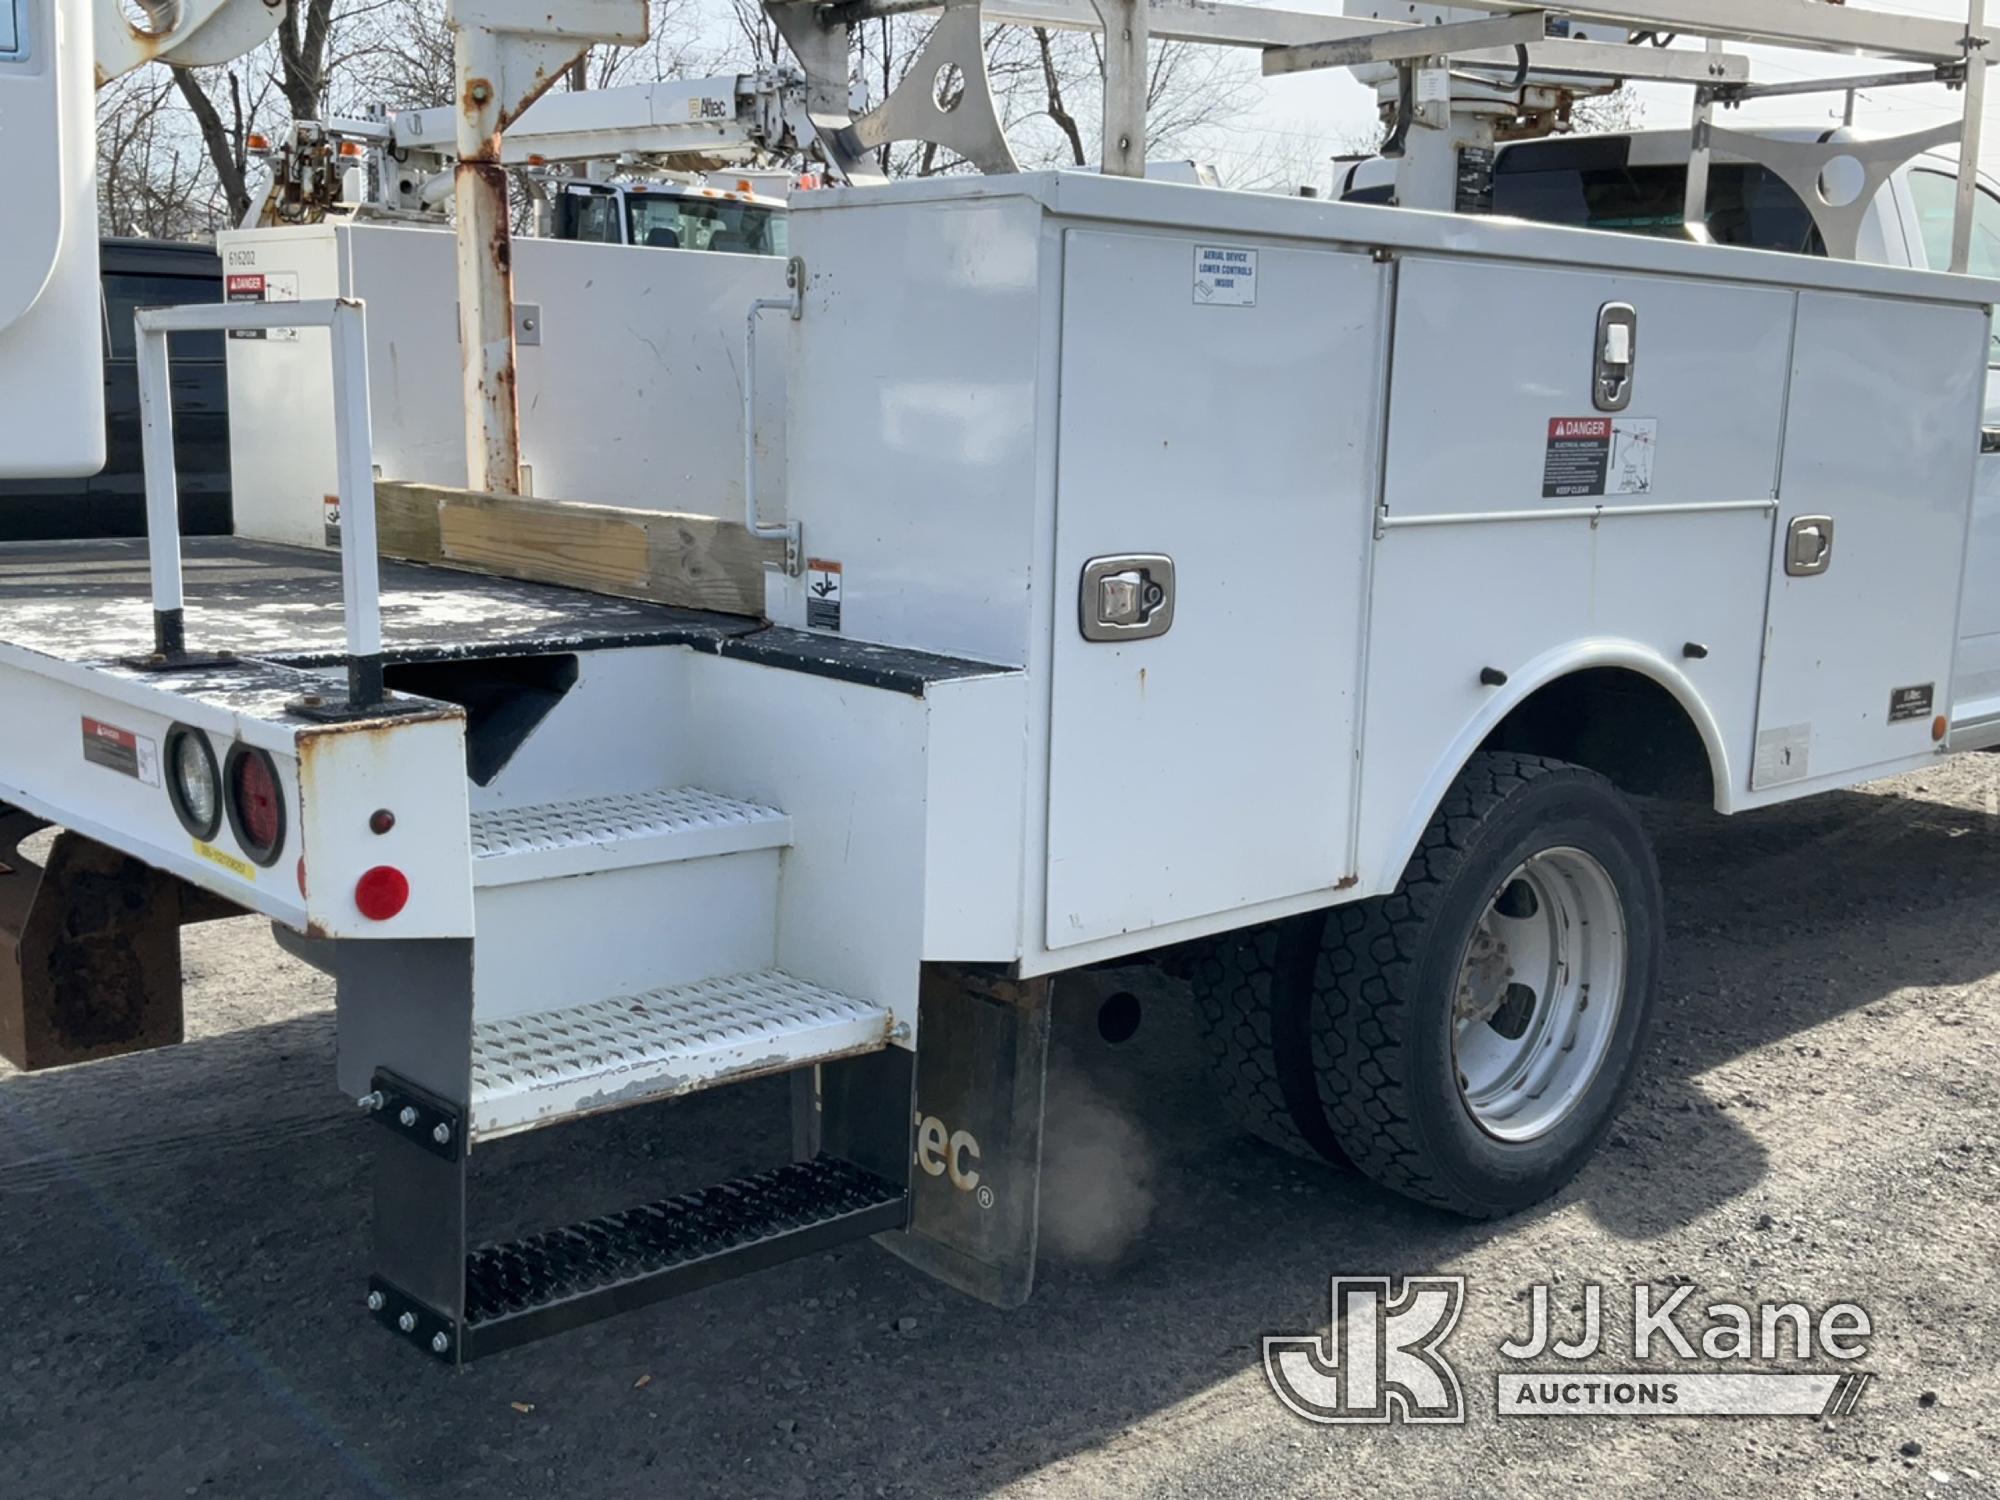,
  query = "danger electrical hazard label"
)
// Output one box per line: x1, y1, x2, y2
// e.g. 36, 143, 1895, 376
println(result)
1543, 416, 1657, 499
225, 270, 300, 341
81, 716, 159, 786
